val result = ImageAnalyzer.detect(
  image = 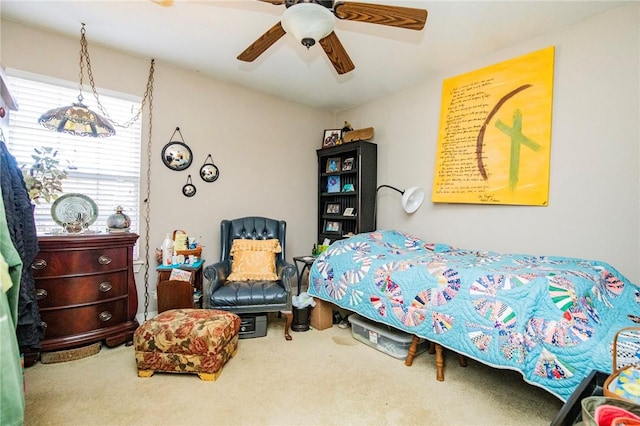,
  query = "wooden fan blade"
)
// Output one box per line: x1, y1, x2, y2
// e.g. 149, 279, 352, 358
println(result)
319, 32, 355, 75
258, 0, 286, 4
334, 2, 427, 30
237, 22, 286, 62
